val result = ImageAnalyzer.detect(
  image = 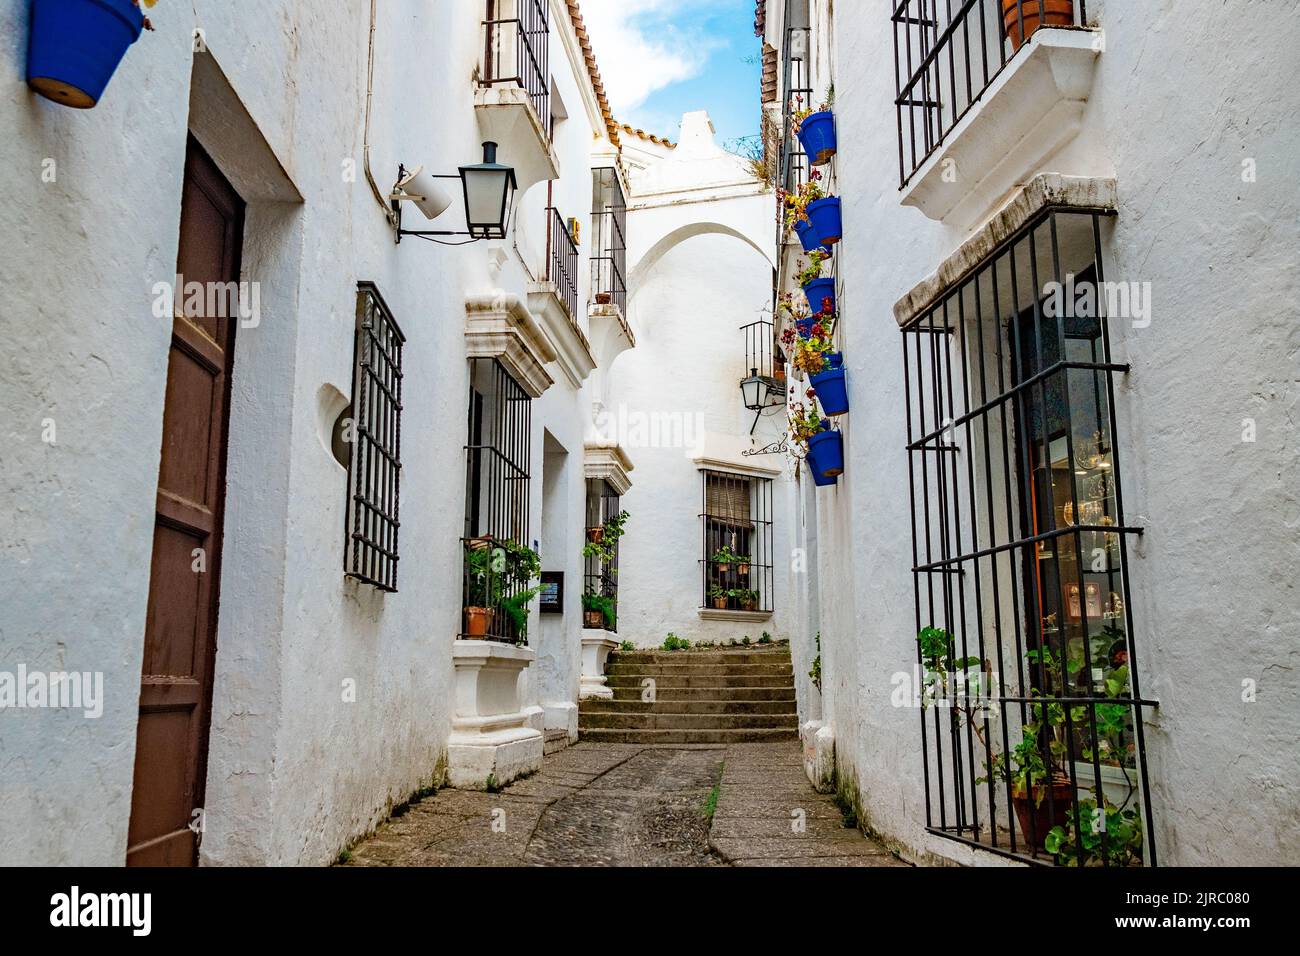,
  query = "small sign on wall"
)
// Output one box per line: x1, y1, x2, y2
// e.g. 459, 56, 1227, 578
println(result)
540, 572, 564, 614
